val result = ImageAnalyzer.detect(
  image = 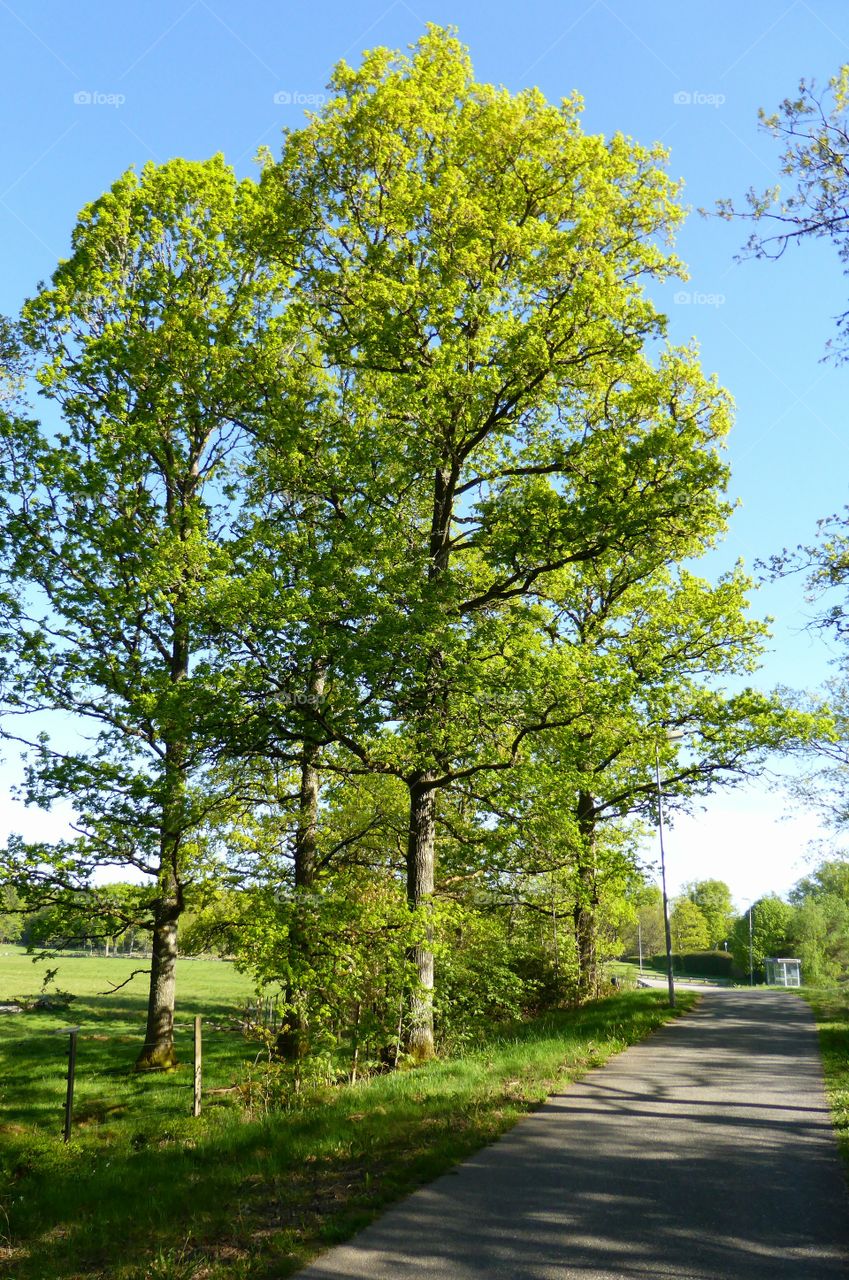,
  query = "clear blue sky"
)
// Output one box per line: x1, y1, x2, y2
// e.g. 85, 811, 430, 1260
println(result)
2, 0, 848, 903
